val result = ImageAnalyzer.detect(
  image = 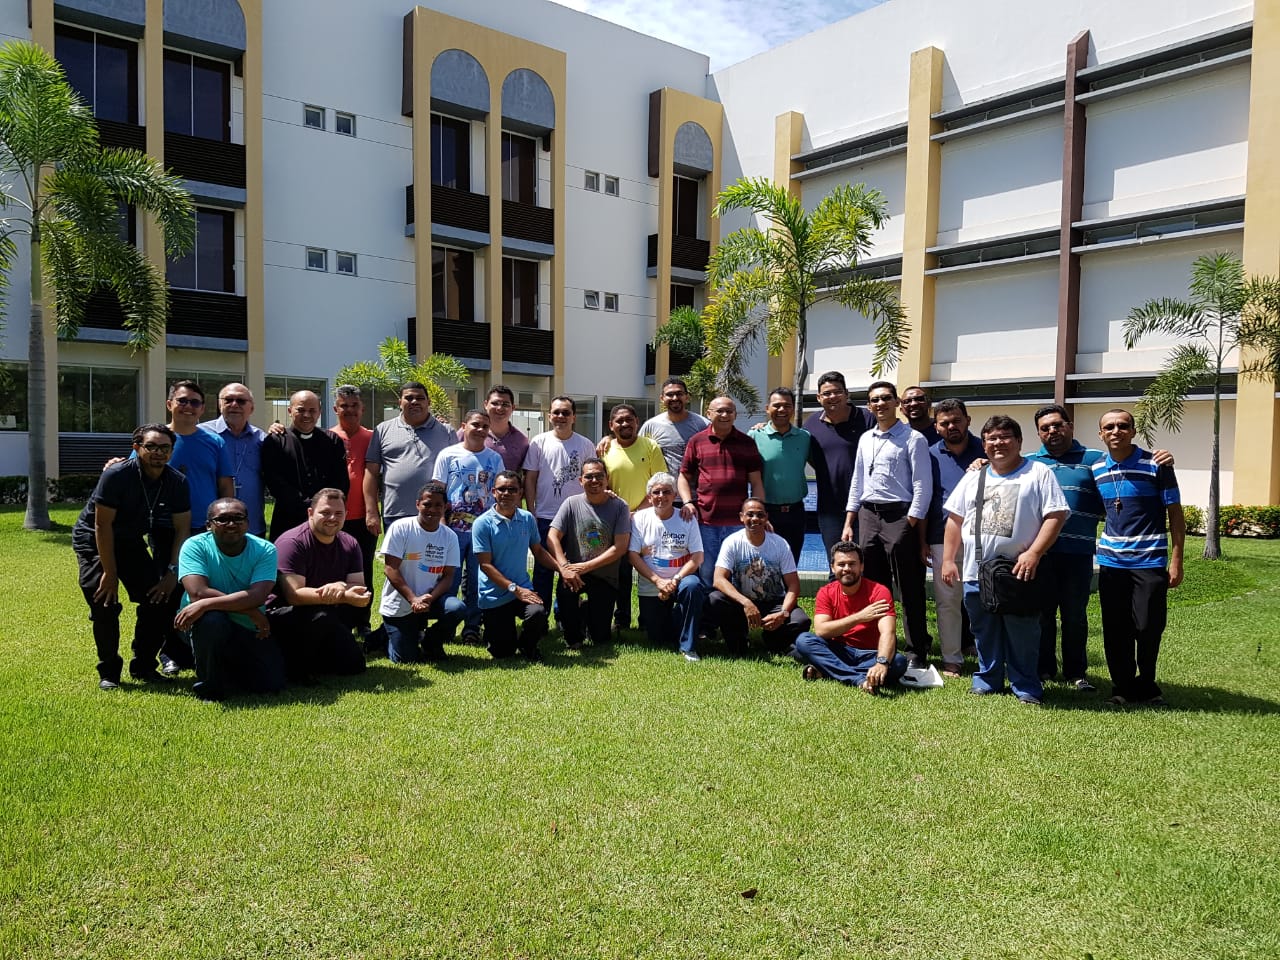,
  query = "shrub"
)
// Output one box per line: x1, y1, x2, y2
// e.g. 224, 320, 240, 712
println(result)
1181, 504, 1280, 538
0, 474, 99, 504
